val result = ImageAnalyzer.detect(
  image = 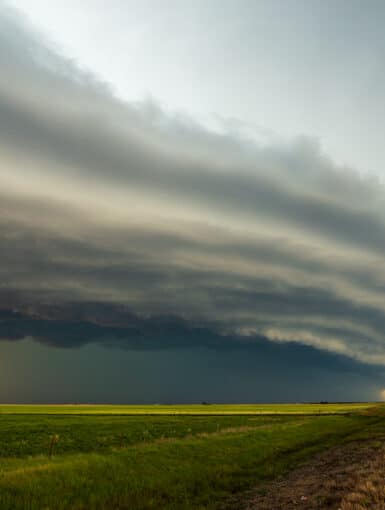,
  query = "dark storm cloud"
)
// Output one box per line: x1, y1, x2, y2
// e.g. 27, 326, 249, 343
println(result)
2, 3, 385, 367
0, 306, 227, 350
